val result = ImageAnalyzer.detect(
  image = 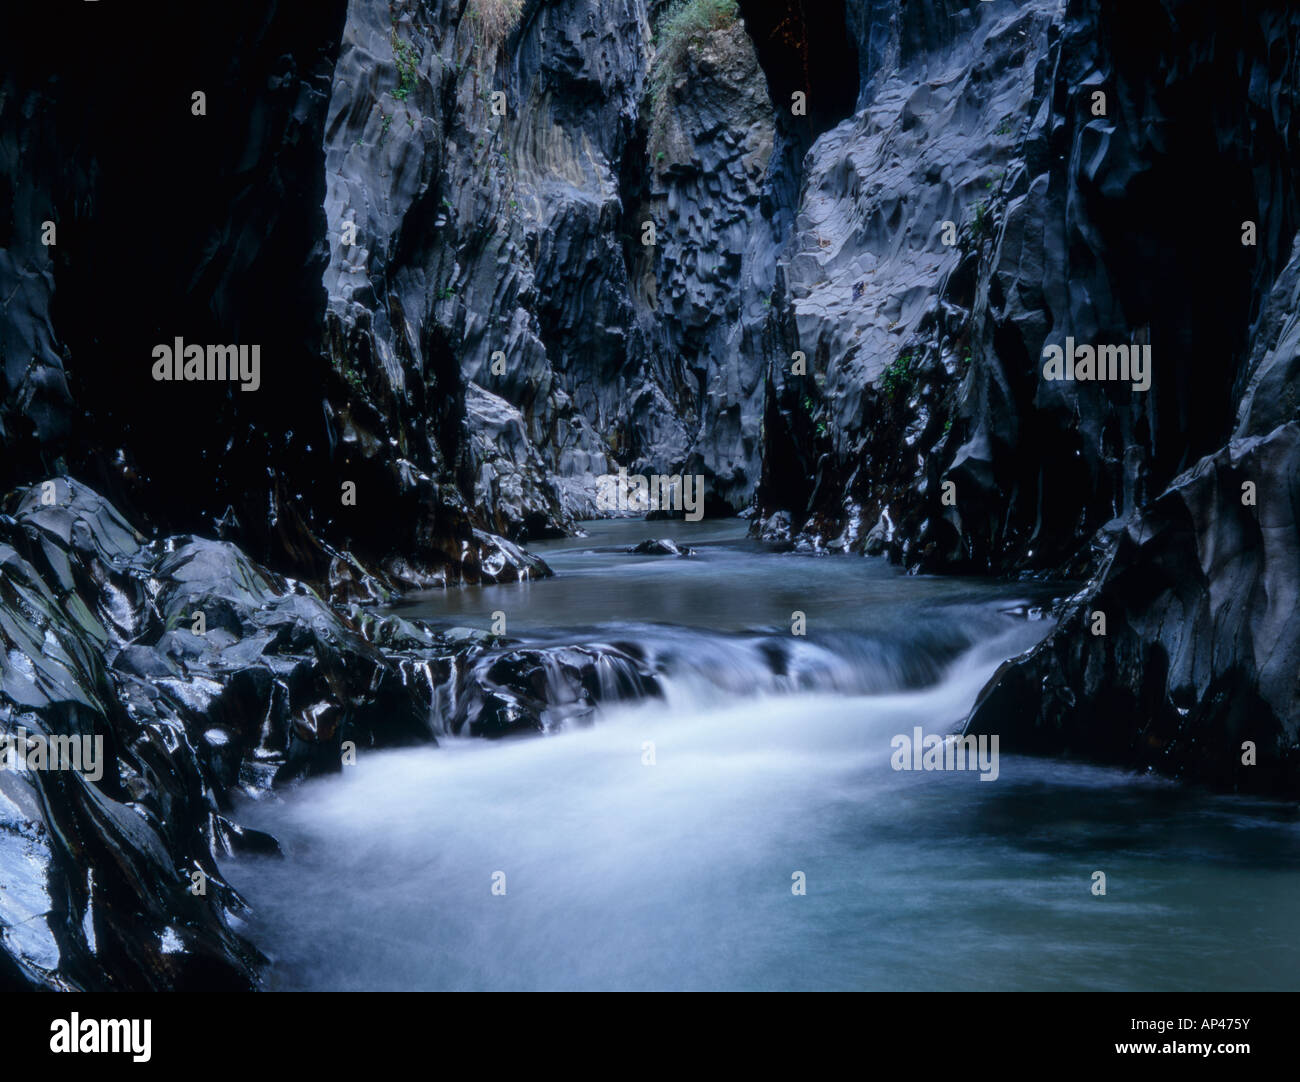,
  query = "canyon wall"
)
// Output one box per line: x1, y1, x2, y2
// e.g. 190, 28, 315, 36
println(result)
742, 0, 1300, 790
3, 0, 1300, 988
